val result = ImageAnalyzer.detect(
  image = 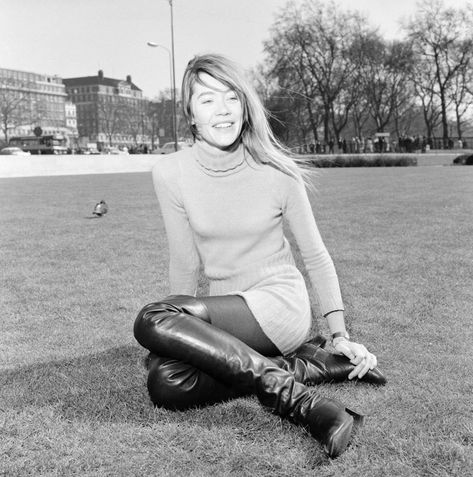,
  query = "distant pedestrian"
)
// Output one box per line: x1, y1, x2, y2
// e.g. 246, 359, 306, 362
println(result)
328, 138, 334, 154
134, 53, 386, 459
